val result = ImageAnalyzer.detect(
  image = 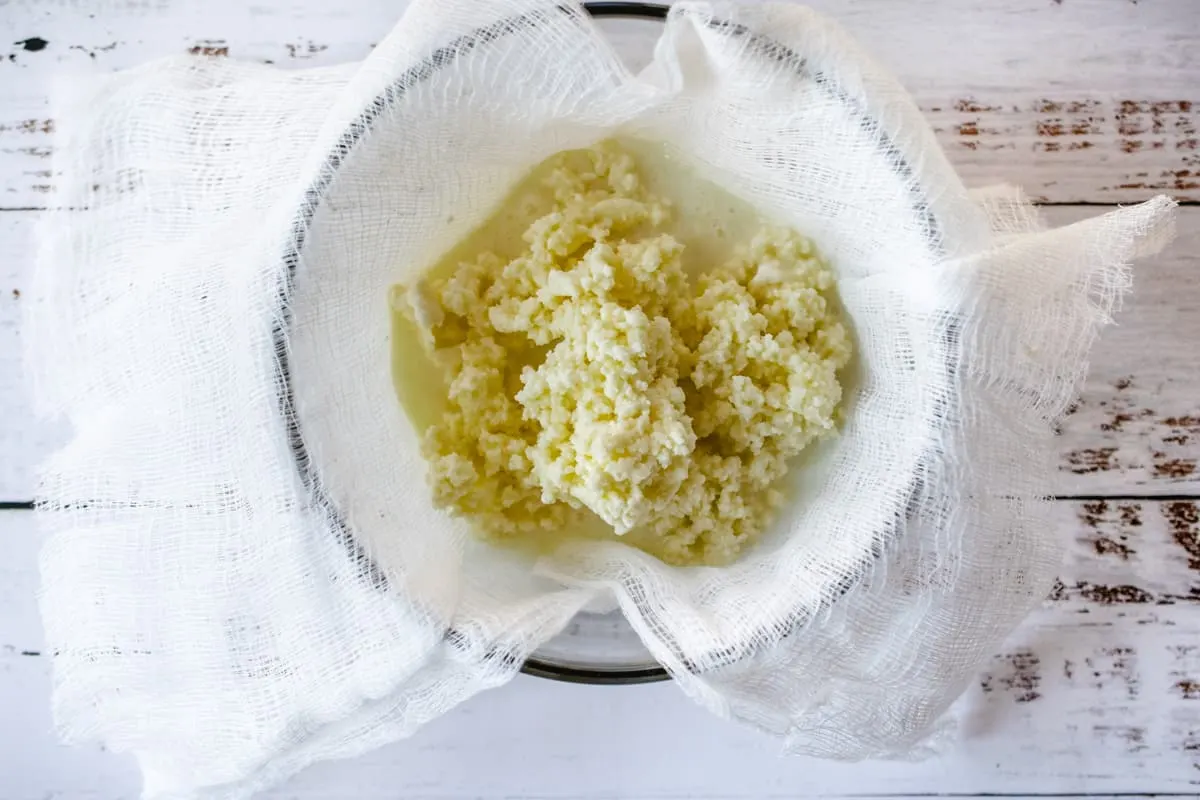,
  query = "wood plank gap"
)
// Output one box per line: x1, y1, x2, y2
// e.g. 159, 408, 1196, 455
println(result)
1052, 494, 1200, 502
1037, 201, 1200, 208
